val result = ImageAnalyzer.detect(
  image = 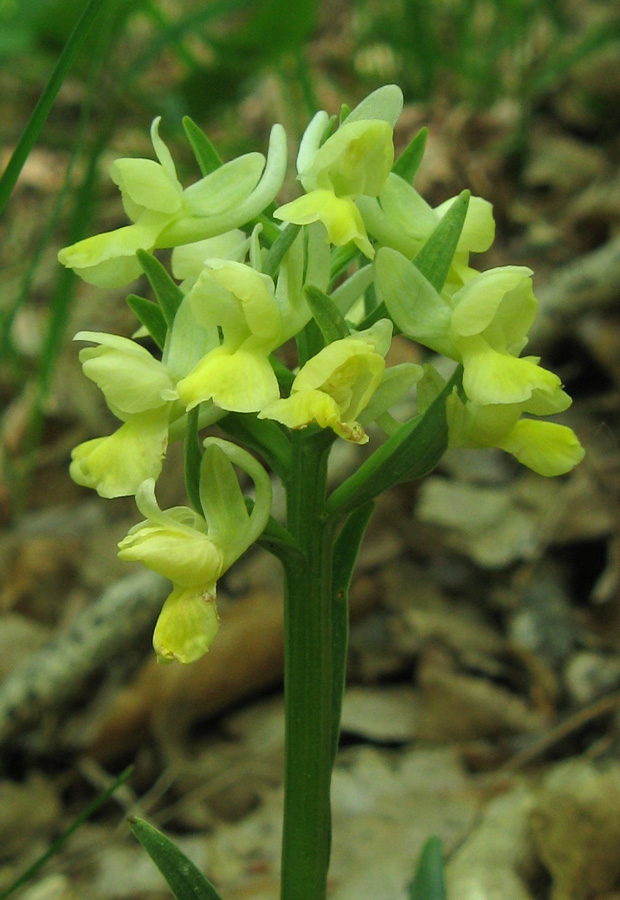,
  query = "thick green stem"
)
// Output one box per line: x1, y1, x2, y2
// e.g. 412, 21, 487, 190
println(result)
281, 429, 335, 900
